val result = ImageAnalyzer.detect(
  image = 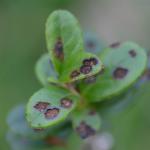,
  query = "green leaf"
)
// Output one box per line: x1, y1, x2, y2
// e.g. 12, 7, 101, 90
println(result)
46, 10, 103, 83
35, 53, 58, 85
78, 42, 147, 102
72, 110, 101, 139
7, 104, 72, 140
96, 86, 138, 116
6, 131, 52, 150
7, 104, 51, 139
26, 85, 78, 128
